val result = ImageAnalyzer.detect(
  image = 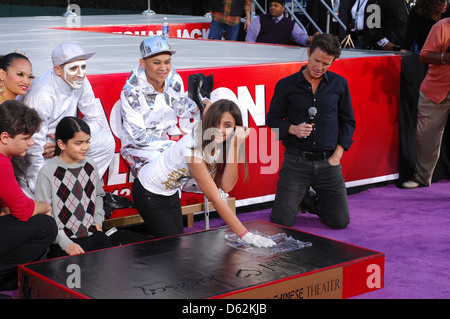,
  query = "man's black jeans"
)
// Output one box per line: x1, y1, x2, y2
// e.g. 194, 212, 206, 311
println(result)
270, 151, 350, 229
